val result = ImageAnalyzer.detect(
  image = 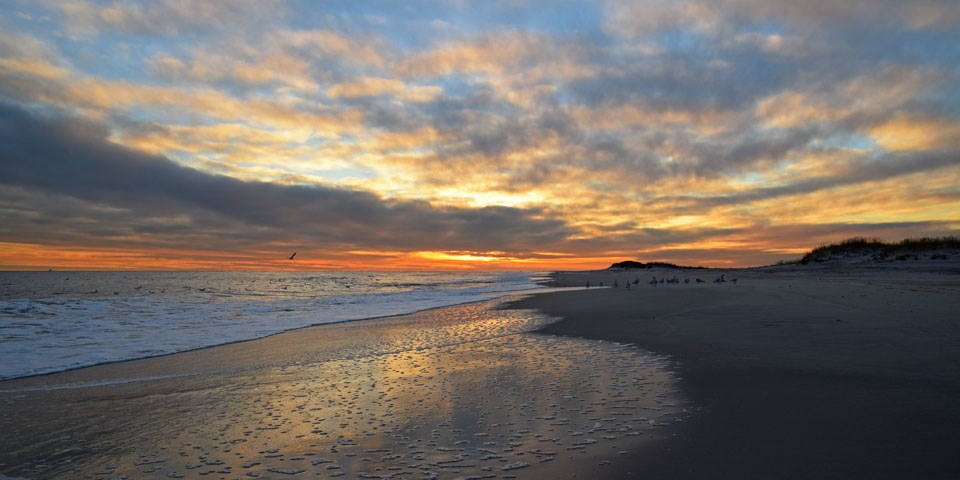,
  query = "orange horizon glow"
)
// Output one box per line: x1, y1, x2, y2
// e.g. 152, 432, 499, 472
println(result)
0, 240, 865, 272
0, 242, 645, 272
